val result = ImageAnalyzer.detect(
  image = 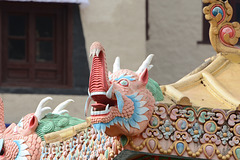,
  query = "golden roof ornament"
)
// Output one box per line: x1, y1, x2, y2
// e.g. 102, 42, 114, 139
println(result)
203, 0, 240, 62
160, 0, 240, 111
